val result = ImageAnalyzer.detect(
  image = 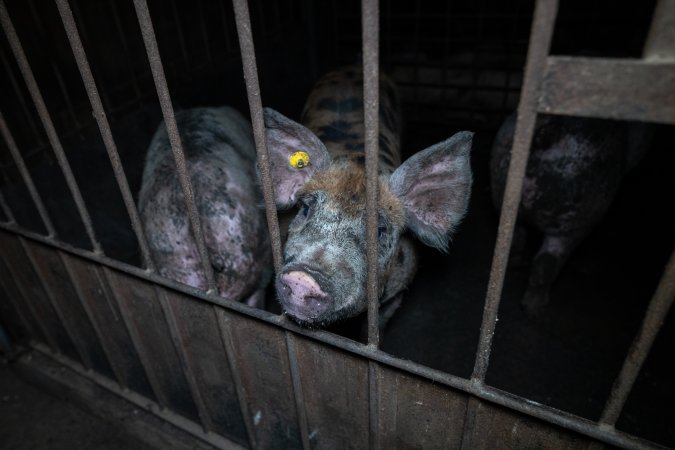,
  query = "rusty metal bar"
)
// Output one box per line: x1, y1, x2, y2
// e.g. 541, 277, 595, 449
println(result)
132, 0, 217, 292
0, 46, 43, 147
0, 110, 56, 237
156, 288, 215, 433
0, 1, 102, 253
27, 344, 245, 450
1, 221, 670, 450
59, 254, 128, 388
362, 0, 380, 348
471, 0, 559, 383
19, 237, 94, 368
108, 0, 143, 100
0, 239, 59, 350
0, 191, 14, 223
644, 0, 675, 60
54, 0, 155, 270
100, 266, 170, 408
285, 332, 311, 450
368, 361, 380, 450
231, 0, 283, 275
538, 57, 675, 125
215, 308, 256, 448
600, 246, 675, 426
